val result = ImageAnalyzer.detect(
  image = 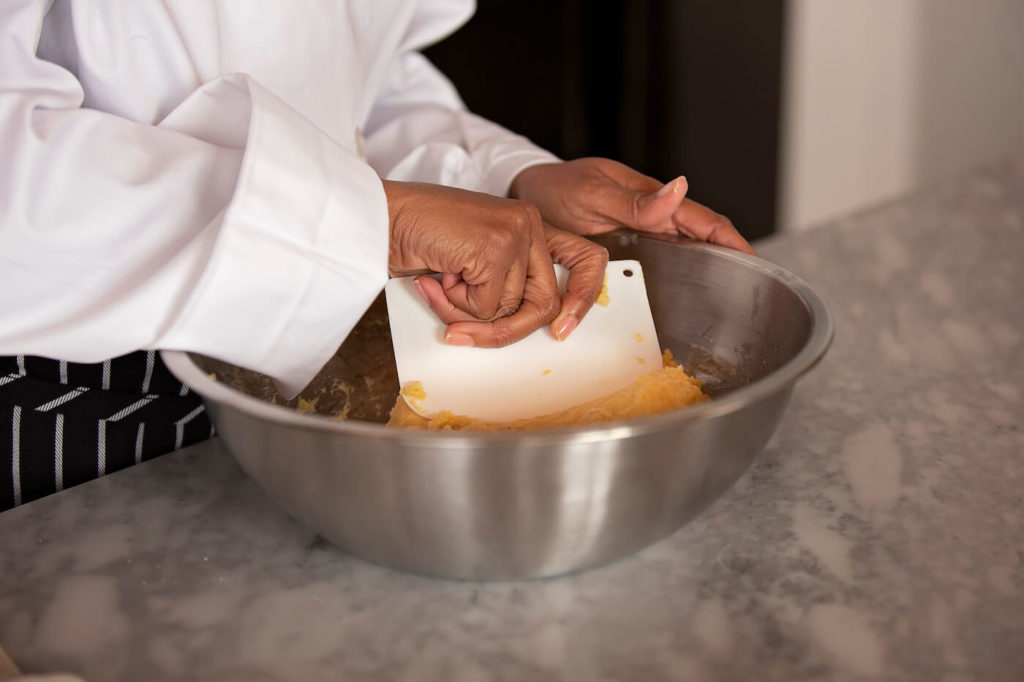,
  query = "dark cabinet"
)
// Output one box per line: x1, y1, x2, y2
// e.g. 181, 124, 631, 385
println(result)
425, 0, 785, 240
